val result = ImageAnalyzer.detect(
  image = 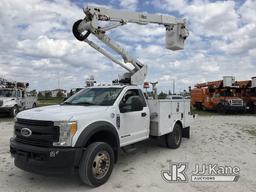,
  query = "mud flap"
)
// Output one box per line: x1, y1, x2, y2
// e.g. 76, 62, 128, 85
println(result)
182, 126, 190, 138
